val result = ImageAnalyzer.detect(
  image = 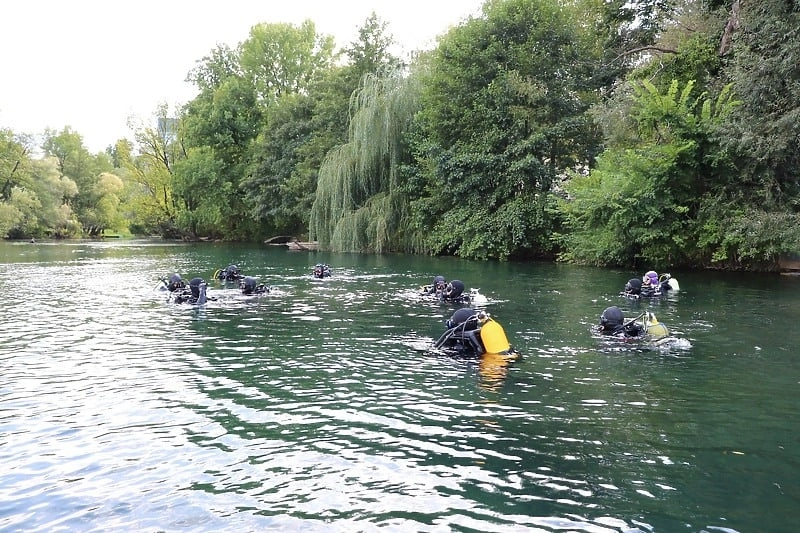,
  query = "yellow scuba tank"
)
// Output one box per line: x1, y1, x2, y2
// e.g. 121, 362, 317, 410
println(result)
480, 319, 511, 354
645, 312, 669, 338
